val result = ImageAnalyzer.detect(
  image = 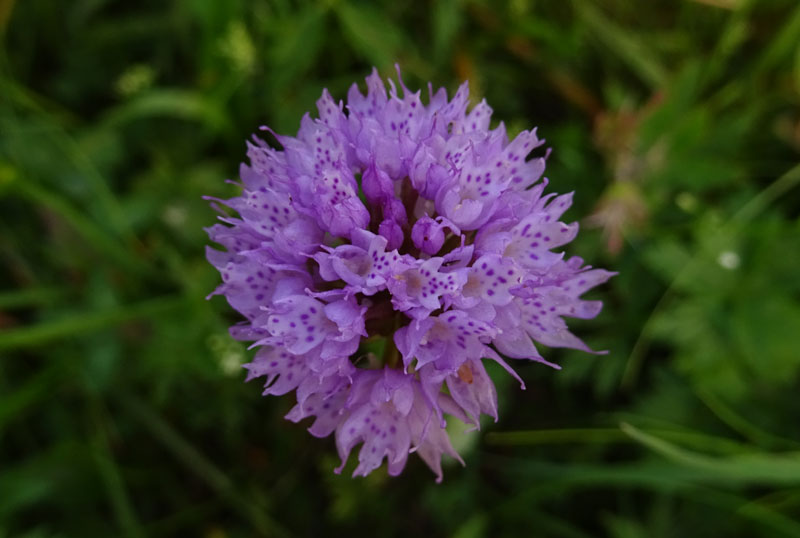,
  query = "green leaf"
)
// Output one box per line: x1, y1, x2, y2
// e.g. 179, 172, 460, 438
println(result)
7, 177, 154, 276
732, 296, 800, 385
101, 89, 231, 133
622, 423, 800, 486
641, 239, 691, 284
0, 367, 60, 435
432, 0, 462, 63
487, 427, 751, 456
117, 393, 289, 538
573, 1, 667, 89
269, 6, 328, 91
451, 513, 488, 538
0, 296, 186, 351
755, 3, 800, 75
334, 2, 408, 69
0, 287, 64, 310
